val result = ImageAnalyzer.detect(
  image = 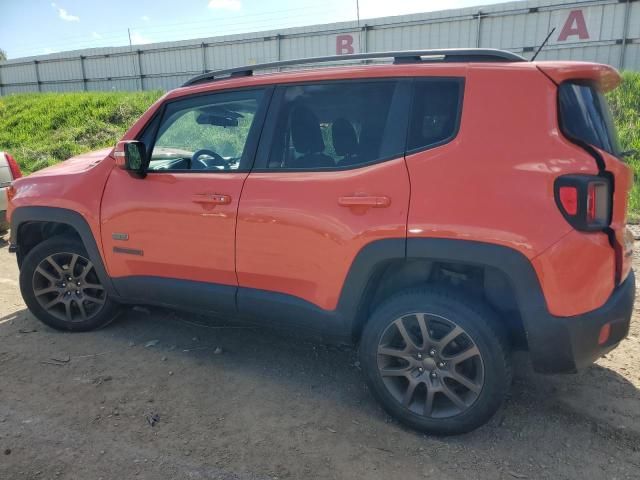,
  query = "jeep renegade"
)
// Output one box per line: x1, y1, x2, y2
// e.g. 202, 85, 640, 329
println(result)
7, 49, 635, 435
